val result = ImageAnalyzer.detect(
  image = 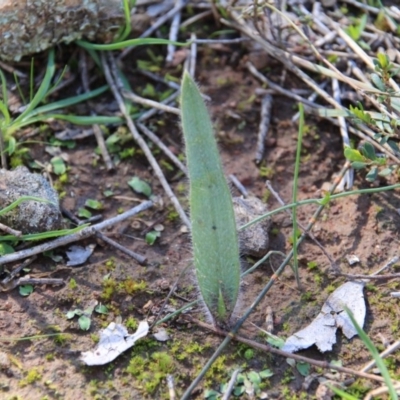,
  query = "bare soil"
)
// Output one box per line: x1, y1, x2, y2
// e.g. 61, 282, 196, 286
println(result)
1, 29, 400, 400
